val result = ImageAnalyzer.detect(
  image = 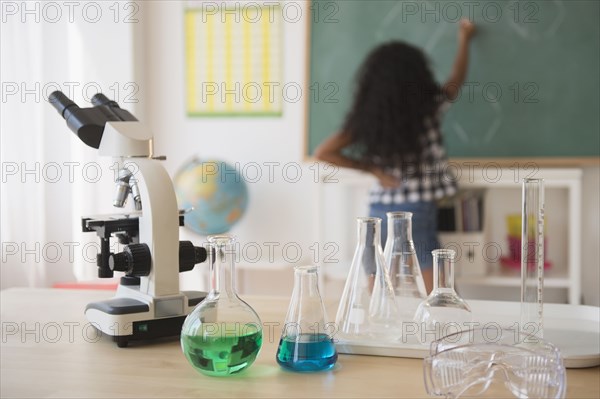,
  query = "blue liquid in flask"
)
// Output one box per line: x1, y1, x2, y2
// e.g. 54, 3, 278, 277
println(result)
276, 333, 338, 372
